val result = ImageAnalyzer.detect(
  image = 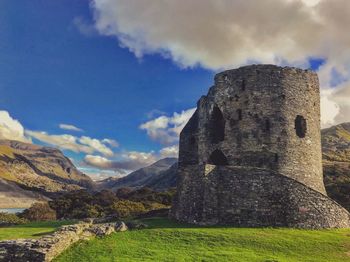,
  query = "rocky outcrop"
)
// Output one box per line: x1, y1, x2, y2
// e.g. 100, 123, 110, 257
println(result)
0, 139, 94, 207
0, 220, 128, 262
